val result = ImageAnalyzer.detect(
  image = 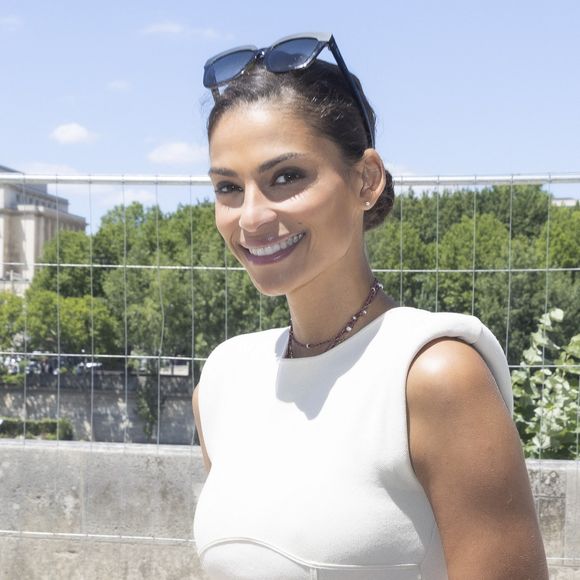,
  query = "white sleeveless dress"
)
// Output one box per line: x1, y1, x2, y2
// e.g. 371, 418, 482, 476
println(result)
193, 306, 513, 580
